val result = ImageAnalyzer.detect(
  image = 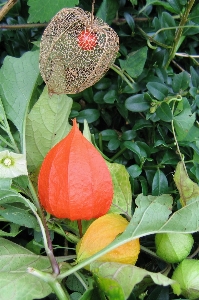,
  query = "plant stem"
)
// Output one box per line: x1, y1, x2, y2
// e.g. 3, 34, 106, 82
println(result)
48, 281, 70, 300
28, 178, 60, 276
27, 268, 69, 300
0, 0, 18, 21
171, 103, 188, 176
110, 64, 134, 90
165, 0, 195, 68
77, 220, 83, 238
0, 23, 48, 29
140, 245, 162, 260
111, 147, 127, 161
